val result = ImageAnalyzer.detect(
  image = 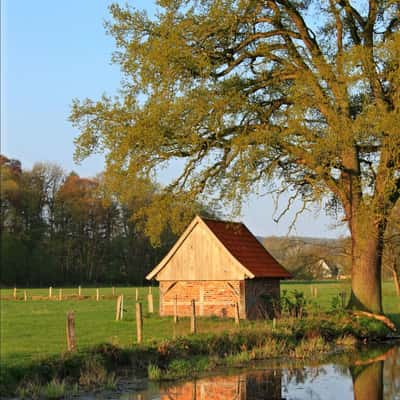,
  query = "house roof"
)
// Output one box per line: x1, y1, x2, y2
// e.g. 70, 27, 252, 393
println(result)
202, 218, 292, 279
146, 216, 292, 280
